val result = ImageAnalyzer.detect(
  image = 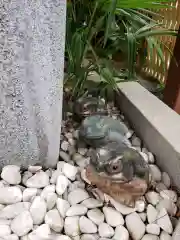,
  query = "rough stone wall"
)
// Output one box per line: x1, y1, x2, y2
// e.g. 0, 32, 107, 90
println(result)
0, 0, 66, 168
